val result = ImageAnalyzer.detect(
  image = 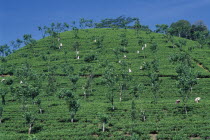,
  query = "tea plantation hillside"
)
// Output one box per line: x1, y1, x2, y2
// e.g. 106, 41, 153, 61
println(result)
1, 28, 210, 140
